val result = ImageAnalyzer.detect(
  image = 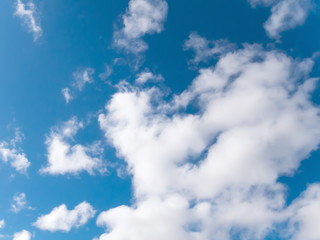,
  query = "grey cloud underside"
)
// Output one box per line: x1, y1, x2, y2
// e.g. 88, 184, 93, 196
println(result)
97, 44, 320, 240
